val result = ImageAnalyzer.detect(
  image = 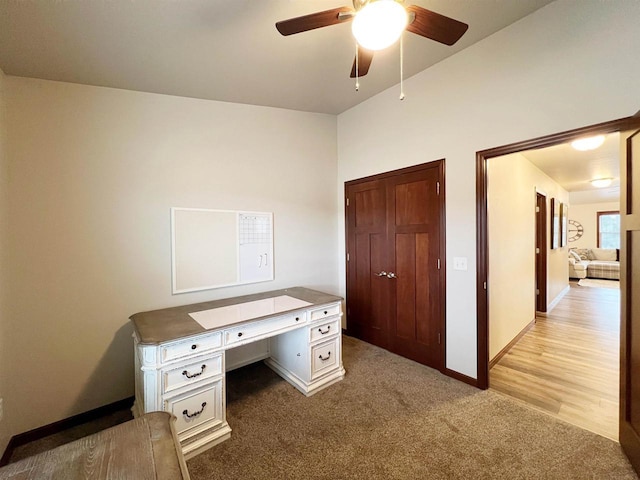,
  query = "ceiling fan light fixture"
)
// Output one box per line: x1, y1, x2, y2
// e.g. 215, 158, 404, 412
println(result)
571, 135, 605, 151
590, 178, 613, 188
351, 0, 408, 51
